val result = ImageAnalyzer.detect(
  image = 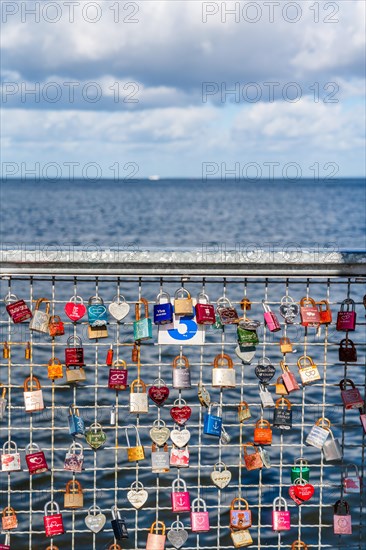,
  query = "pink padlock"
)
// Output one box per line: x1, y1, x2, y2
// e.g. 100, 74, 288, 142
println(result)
343, 464, 361, 494
272, 497, 291, 531
25, 443, 48, 475
171, 478, 191, 513
262, 301, 281, 332
43, 501, 64, 537
339, 379, 364, 409
336, 299, 356, 331
333, 499, 352, 534
0, 534, 10, 550
190, 497, 210, 532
